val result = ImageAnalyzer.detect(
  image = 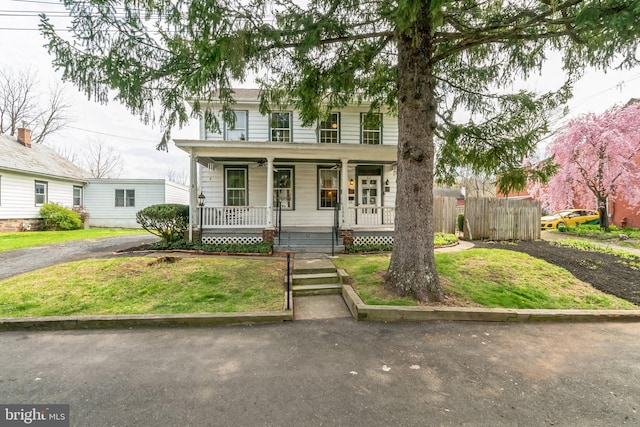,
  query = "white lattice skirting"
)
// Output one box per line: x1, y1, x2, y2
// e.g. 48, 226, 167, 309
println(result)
353, 235, 394, 245
202, 236, 262, 245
